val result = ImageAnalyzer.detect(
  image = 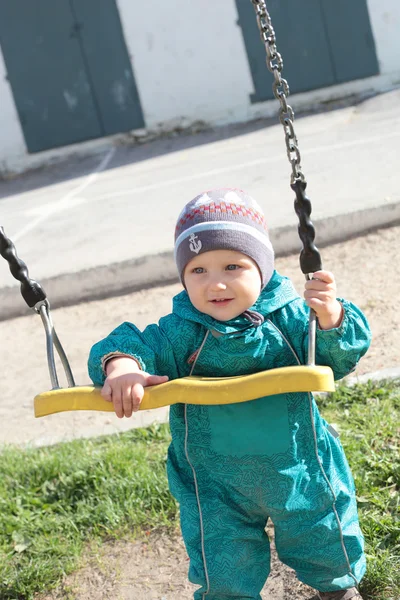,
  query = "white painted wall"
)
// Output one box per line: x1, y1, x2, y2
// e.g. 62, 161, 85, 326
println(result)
117, 0, 400, 131
1, 0, 399, 174
0, 46, 27, 172
116, 0, 254, 129
367, 0, 400, 75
